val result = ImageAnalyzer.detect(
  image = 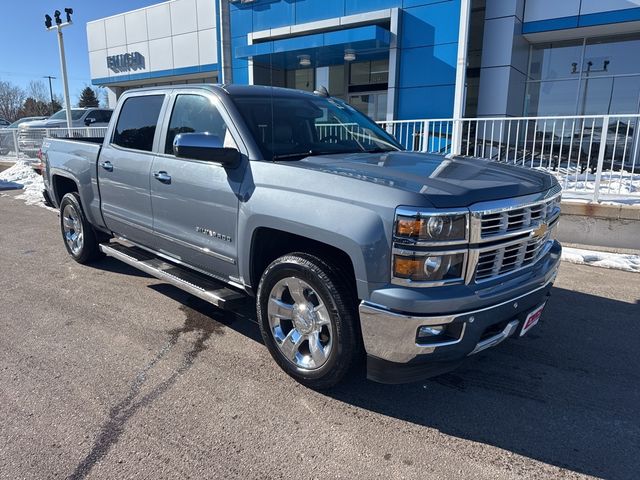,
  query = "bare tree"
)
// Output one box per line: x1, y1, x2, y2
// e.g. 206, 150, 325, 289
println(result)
0, 80, 26, 122
27, 80, 49, 103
